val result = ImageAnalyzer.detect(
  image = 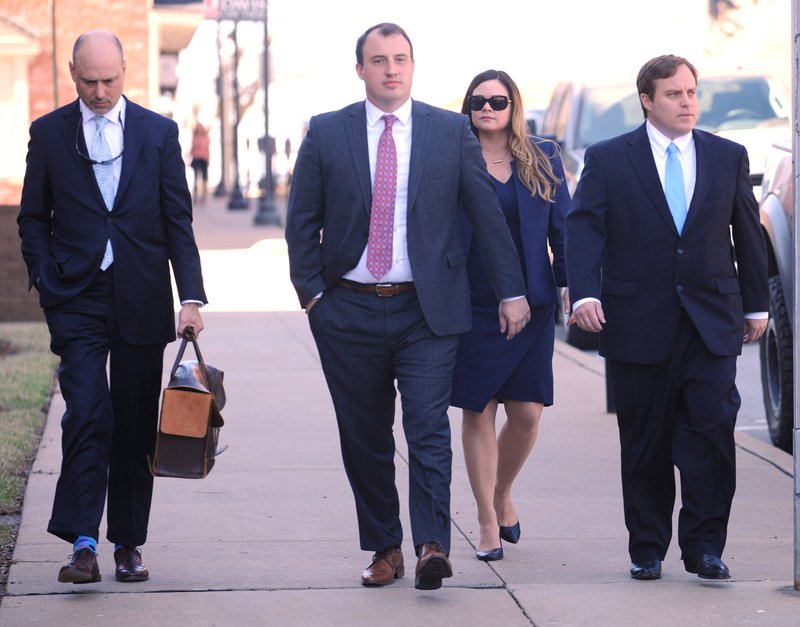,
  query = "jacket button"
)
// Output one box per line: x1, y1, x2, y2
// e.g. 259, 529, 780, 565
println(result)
676, 285, 683, 292
106, 216, 112, 222
677, 248, 684, 255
